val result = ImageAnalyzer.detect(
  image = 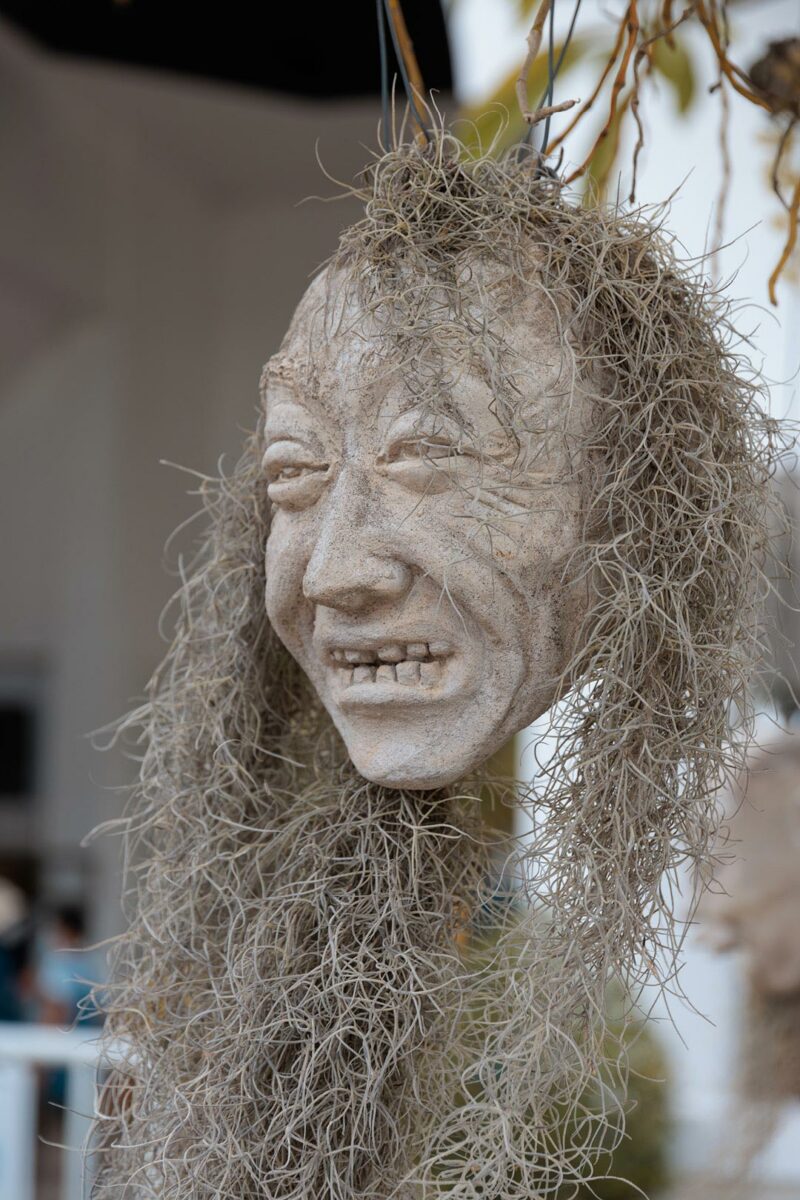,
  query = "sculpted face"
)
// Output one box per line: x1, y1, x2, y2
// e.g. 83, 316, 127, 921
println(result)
263, 266, 589, 788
